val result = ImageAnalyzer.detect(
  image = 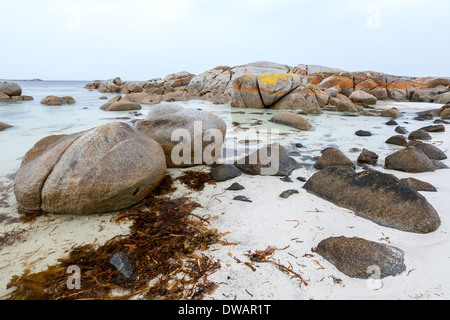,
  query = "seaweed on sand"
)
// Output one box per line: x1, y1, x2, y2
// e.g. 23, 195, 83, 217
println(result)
5, 175, 222, 300
177, 170, 216, 192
